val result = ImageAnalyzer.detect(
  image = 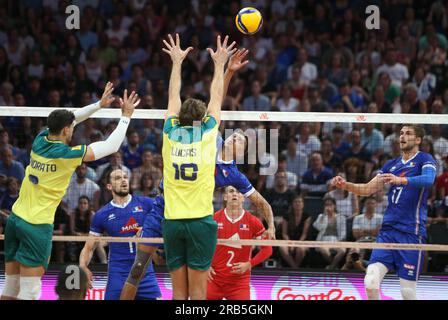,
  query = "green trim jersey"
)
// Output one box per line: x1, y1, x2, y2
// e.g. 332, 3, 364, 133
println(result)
12, 129, 87, 224
162, 116, 218, 220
